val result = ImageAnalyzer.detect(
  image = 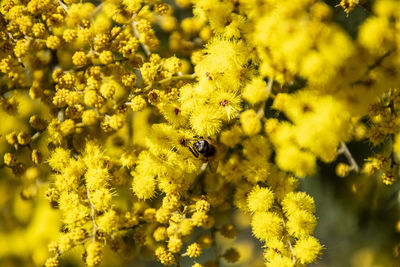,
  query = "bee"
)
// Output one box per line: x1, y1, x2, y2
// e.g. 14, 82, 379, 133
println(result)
187, 137, 216, 158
